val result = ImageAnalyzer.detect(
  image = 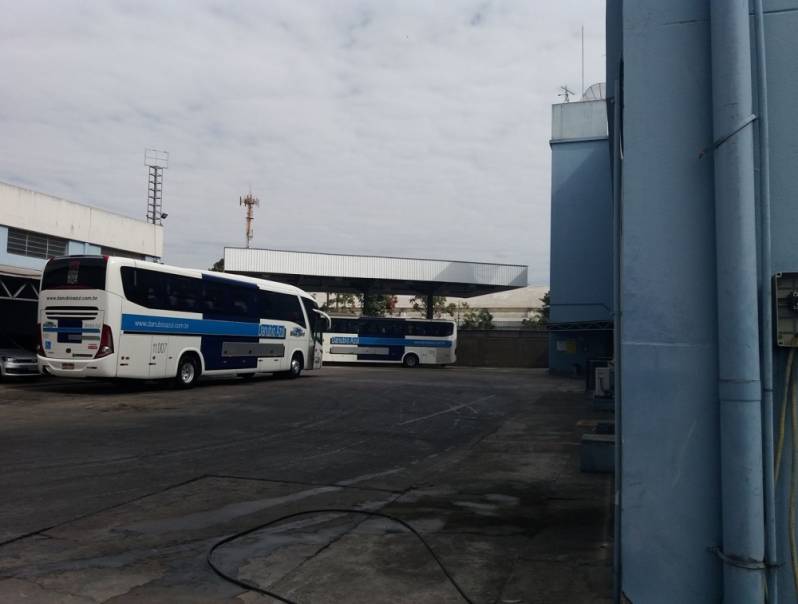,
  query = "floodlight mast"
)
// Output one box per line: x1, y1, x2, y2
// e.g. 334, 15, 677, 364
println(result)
145, 149, 169, 225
